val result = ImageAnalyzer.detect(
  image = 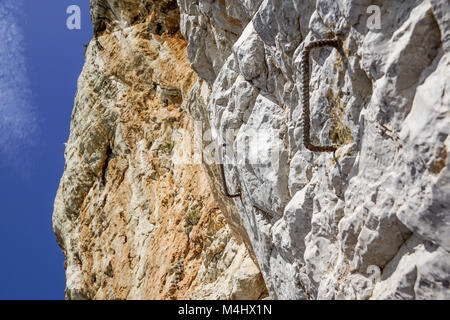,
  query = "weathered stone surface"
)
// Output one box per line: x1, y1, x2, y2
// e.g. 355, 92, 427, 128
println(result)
53, 0, 266, 300
55, 0, 449, 300
178, 0, 450, 299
